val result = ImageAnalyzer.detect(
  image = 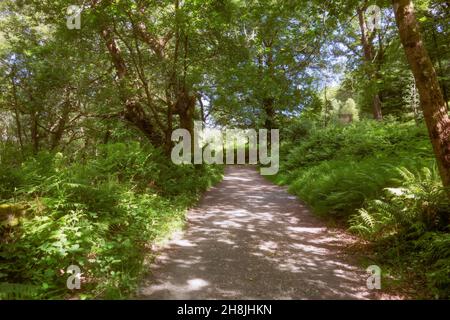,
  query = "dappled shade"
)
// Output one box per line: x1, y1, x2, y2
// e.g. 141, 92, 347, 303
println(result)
138, 166, 374, 300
